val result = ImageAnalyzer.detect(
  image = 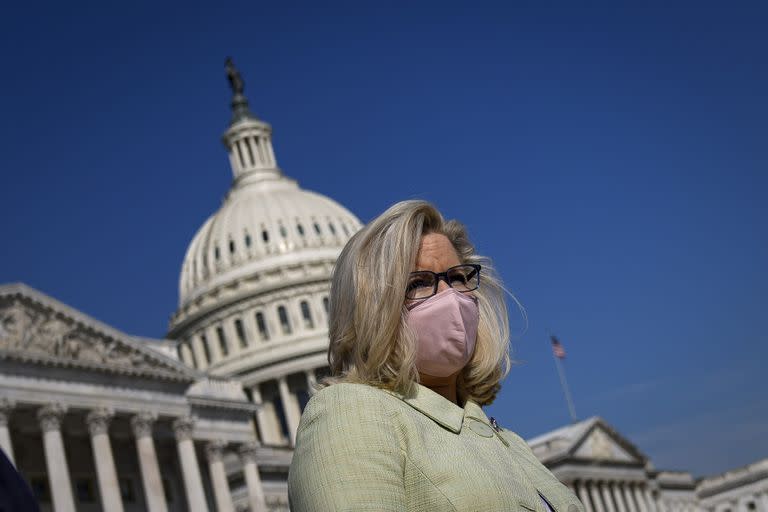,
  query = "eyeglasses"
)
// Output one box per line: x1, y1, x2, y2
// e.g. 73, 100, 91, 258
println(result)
405, 264, 481, 300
